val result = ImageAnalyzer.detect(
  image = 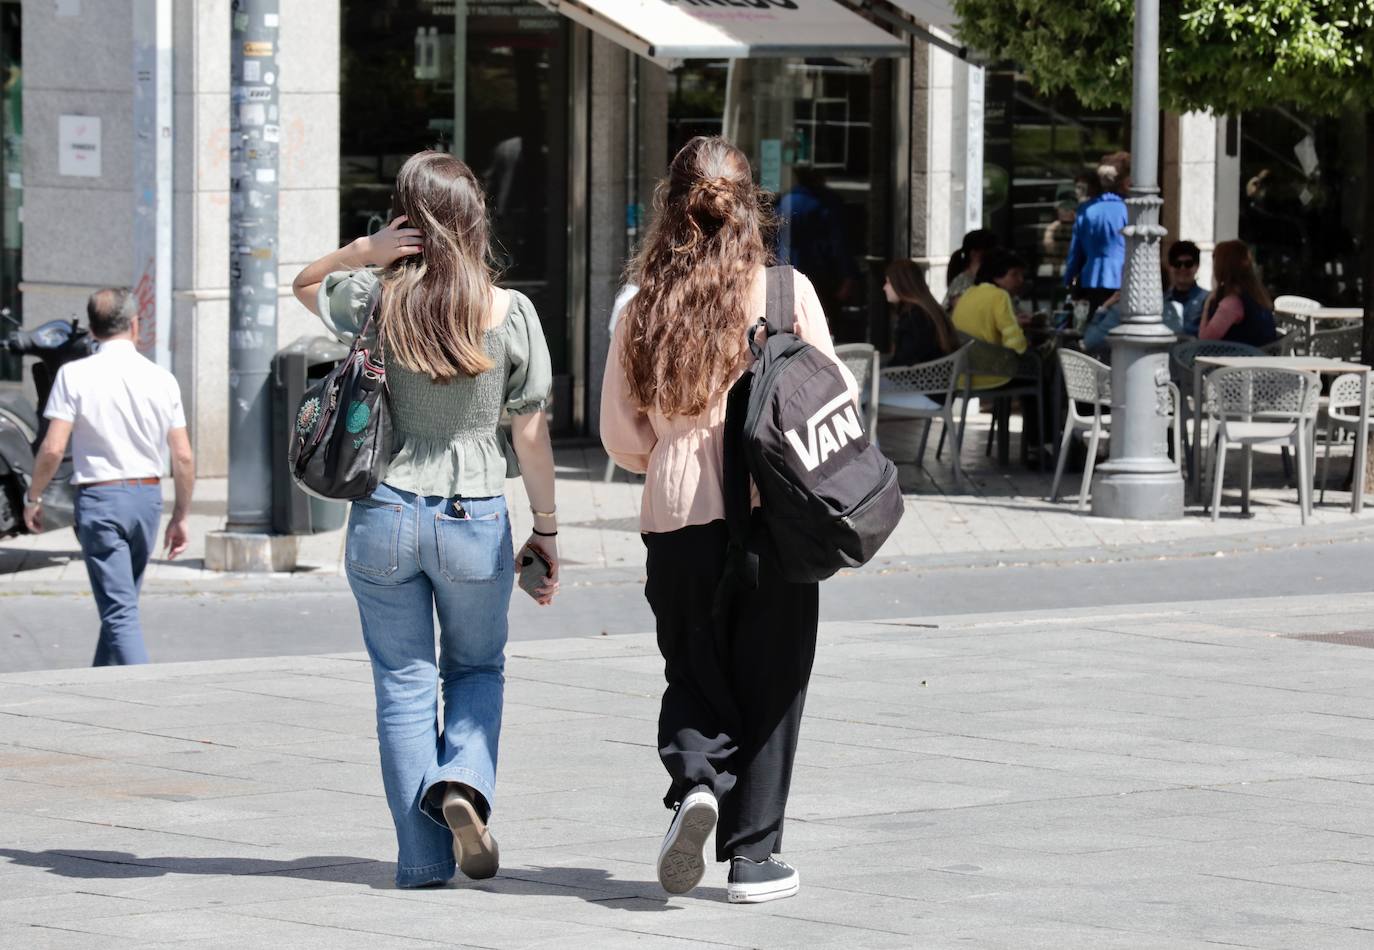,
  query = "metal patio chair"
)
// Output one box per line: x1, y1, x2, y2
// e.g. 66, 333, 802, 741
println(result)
834, 343, 881, 443
1319, 372, 1374, 503
877, 342, 972, 488
1205, 366, 1321, 524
